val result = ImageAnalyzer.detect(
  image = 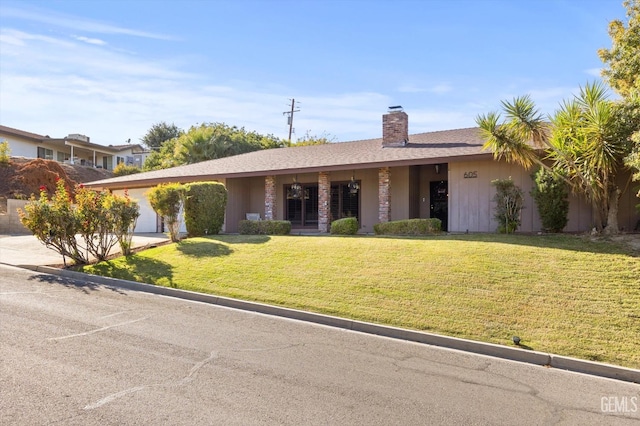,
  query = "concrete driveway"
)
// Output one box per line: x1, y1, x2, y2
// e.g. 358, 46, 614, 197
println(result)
0, 233, 169, 267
